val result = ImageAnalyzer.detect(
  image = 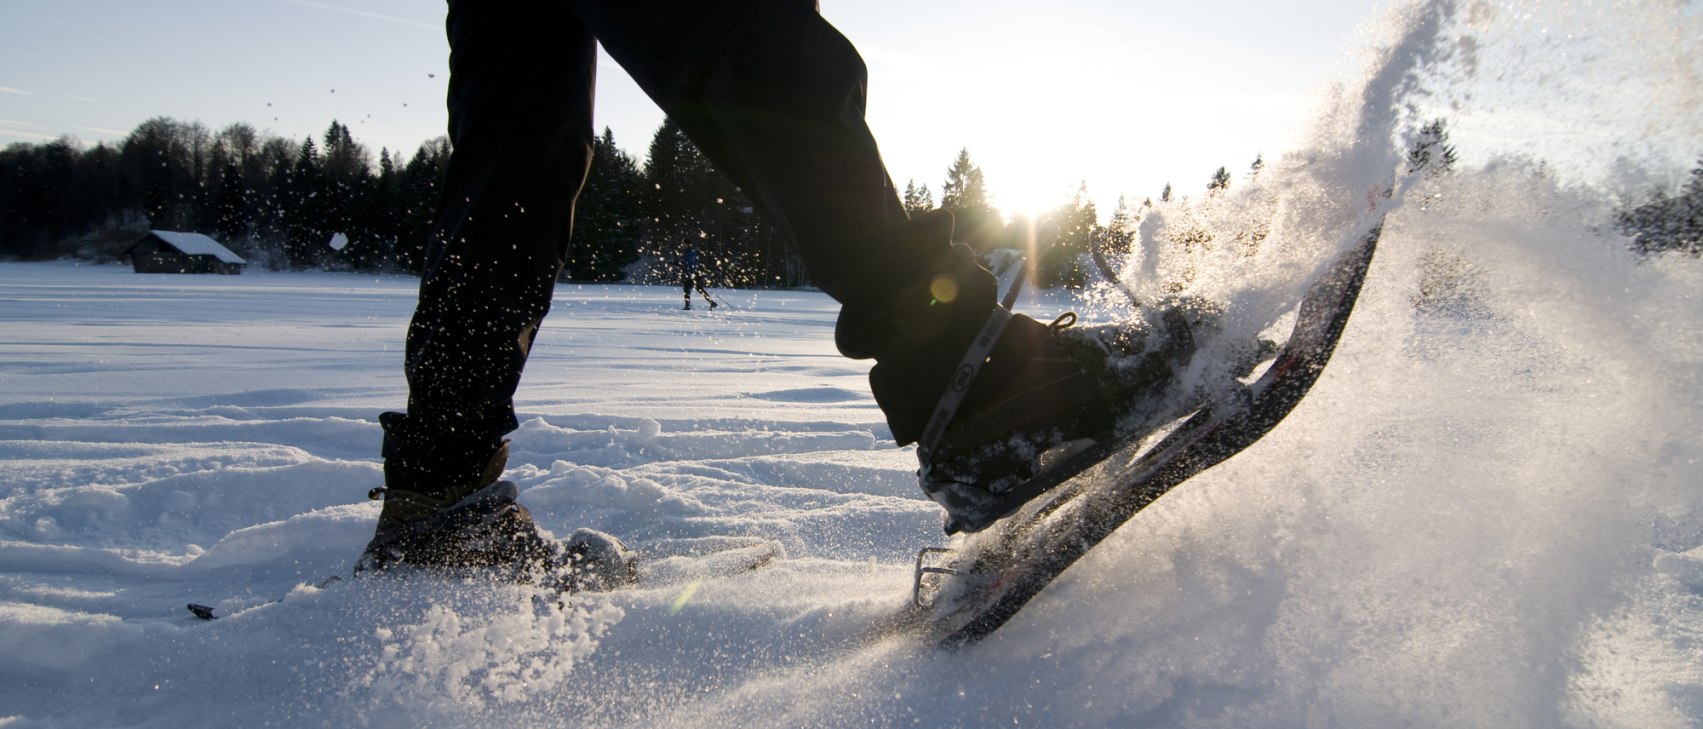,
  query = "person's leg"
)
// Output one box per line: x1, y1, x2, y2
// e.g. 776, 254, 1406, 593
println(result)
362, 0, 640, 582
384, 0, 598, 494
359, 0, 642, 579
